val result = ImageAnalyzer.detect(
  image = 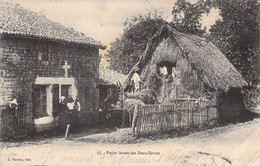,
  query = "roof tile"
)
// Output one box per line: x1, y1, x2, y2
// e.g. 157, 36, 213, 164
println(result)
0, 1, 105, 49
